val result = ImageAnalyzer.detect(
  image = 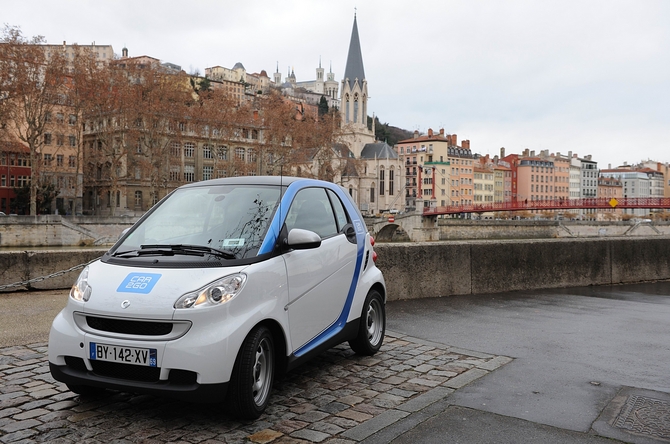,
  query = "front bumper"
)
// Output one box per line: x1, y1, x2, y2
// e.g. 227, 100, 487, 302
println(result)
49, 361, 228, 403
